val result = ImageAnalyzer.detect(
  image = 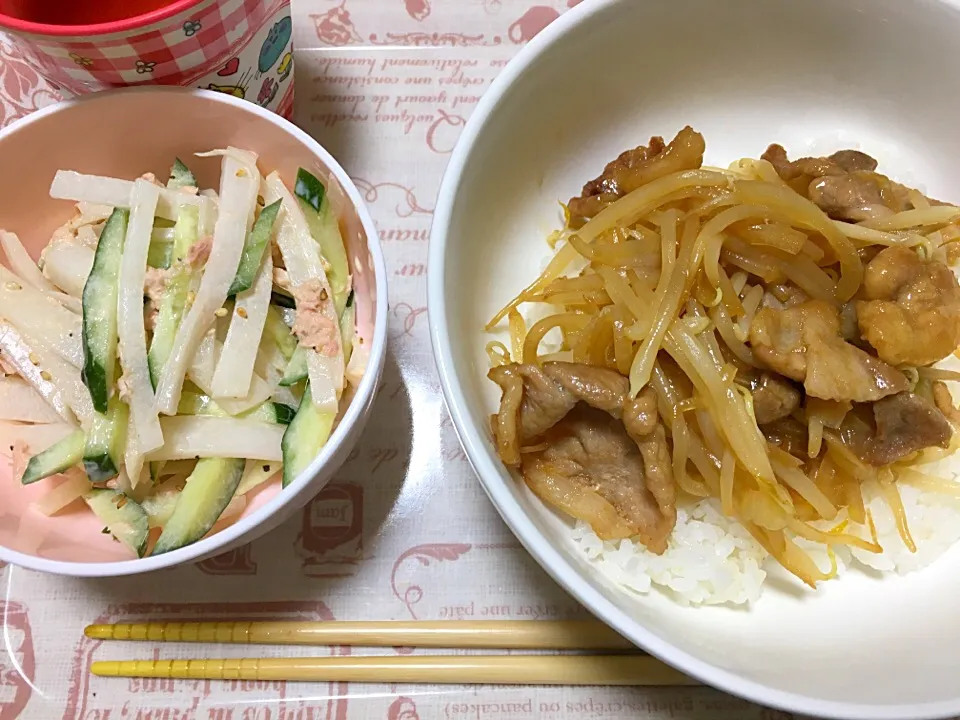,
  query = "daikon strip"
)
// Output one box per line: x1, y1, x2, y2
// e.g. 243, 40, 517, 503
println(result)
0, 376, 63, 423
31, 469, 89, 516
0, 324, 75, 424
0, 231, 55, 292
40, 241, 94, 297
264, 172, 344, 412
16, 326, 93, 427
50, 171, 201, 222
210, 252, 273, 397
146, 416, 284, 461
186, 333, 272, 414
0, 421, 76, 457
117, 180, 164, 475
0, 266, 82, 367
154, 155, 256, 415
